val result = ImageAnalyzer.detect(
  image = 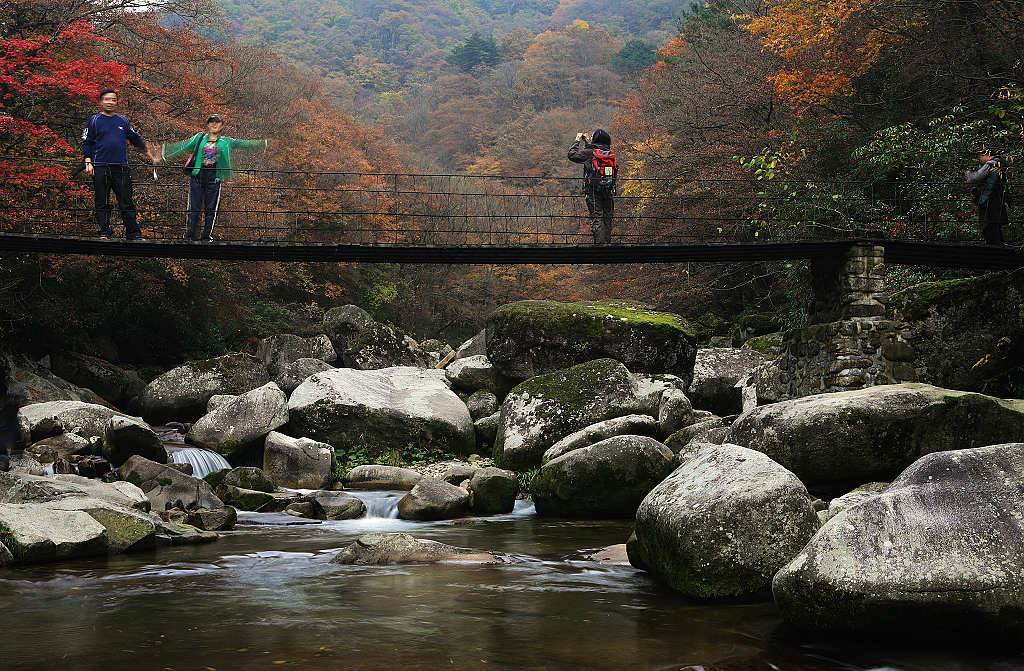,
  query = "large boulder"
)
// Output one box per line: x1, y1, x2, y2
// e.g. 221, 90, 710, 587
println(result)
397, 477, 471, 520
631, 444, 820, 599
824, 481, 889, 522
343, 464, 422, 490
49, 352, 145, 408
468, 467, 518, 515
26, 433, 91, 464
323, 305, 427, 370
494, 359, 666, 471
454, 330, 487, 360
687, 348, 767, 416
287, 367, 474, 459
486, 300, 697, 382
331, 532, 501, 565
118, 455, 224, 511
322, 304, 376, 355
0, 472, 160, 563
542, 414, 659, 463
726, 383, 1024, 485
531, 435, 675, 518
257, 334, 337, 377
102, 416, 167, 467
773, 444, 1024, 640
19, 401, 133, 442
418, 339, 454, 368
274, 358, 333, 395
140, 353, 270, 423
310, 492, 366, 520
186, 383, 289, 459
8, 355, 111, 406
466, 390, 499, 421
445, 356, 516, 397
262, 431, 335, 490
